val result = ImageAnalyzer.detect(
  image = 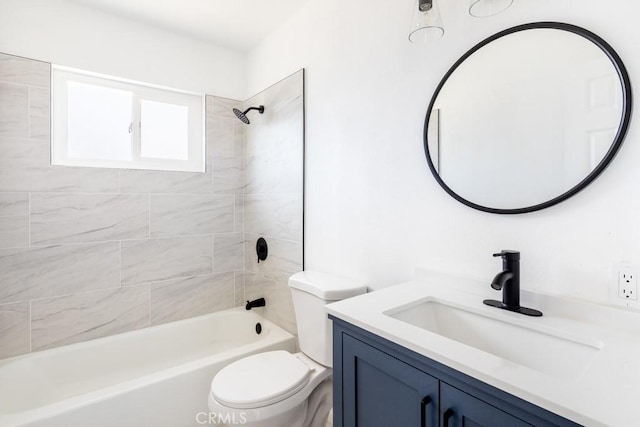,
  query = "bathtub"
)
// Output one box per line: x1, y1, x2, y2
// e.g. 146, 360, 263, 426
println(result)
0, 308, 295, 427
